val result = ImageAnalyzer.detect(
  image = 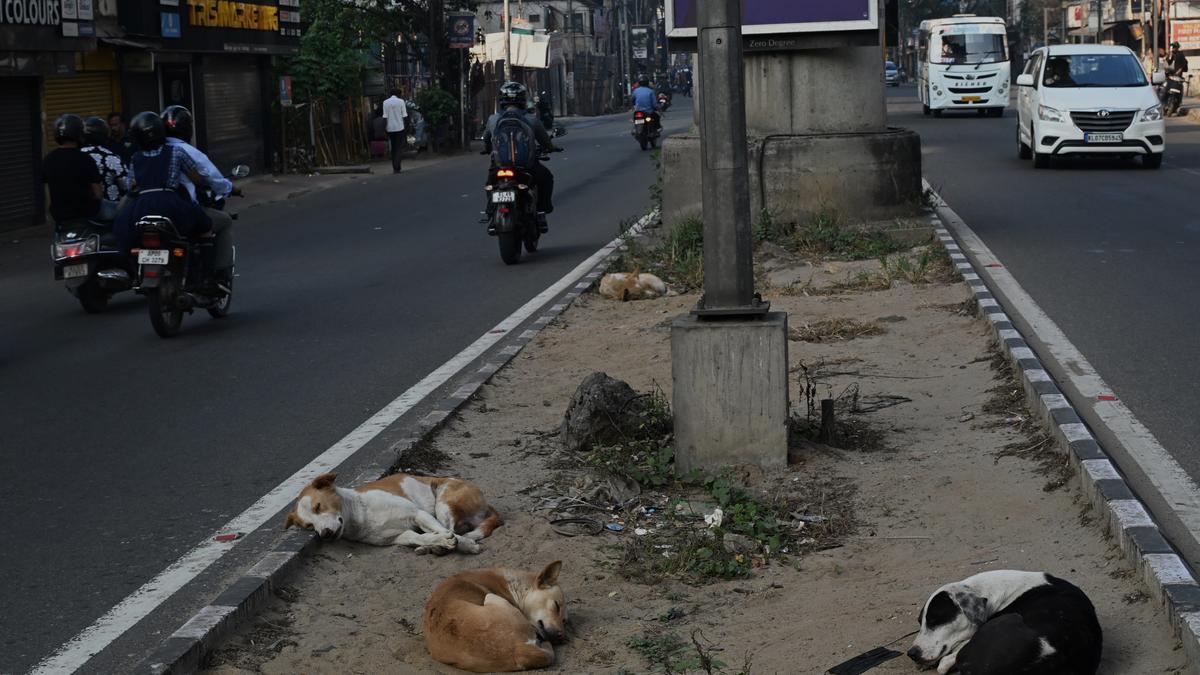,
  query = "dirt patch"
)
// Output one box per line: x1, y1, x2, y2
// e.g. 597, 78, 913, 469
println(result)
790, 318, 886, 343
203, 272, 1185, 675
